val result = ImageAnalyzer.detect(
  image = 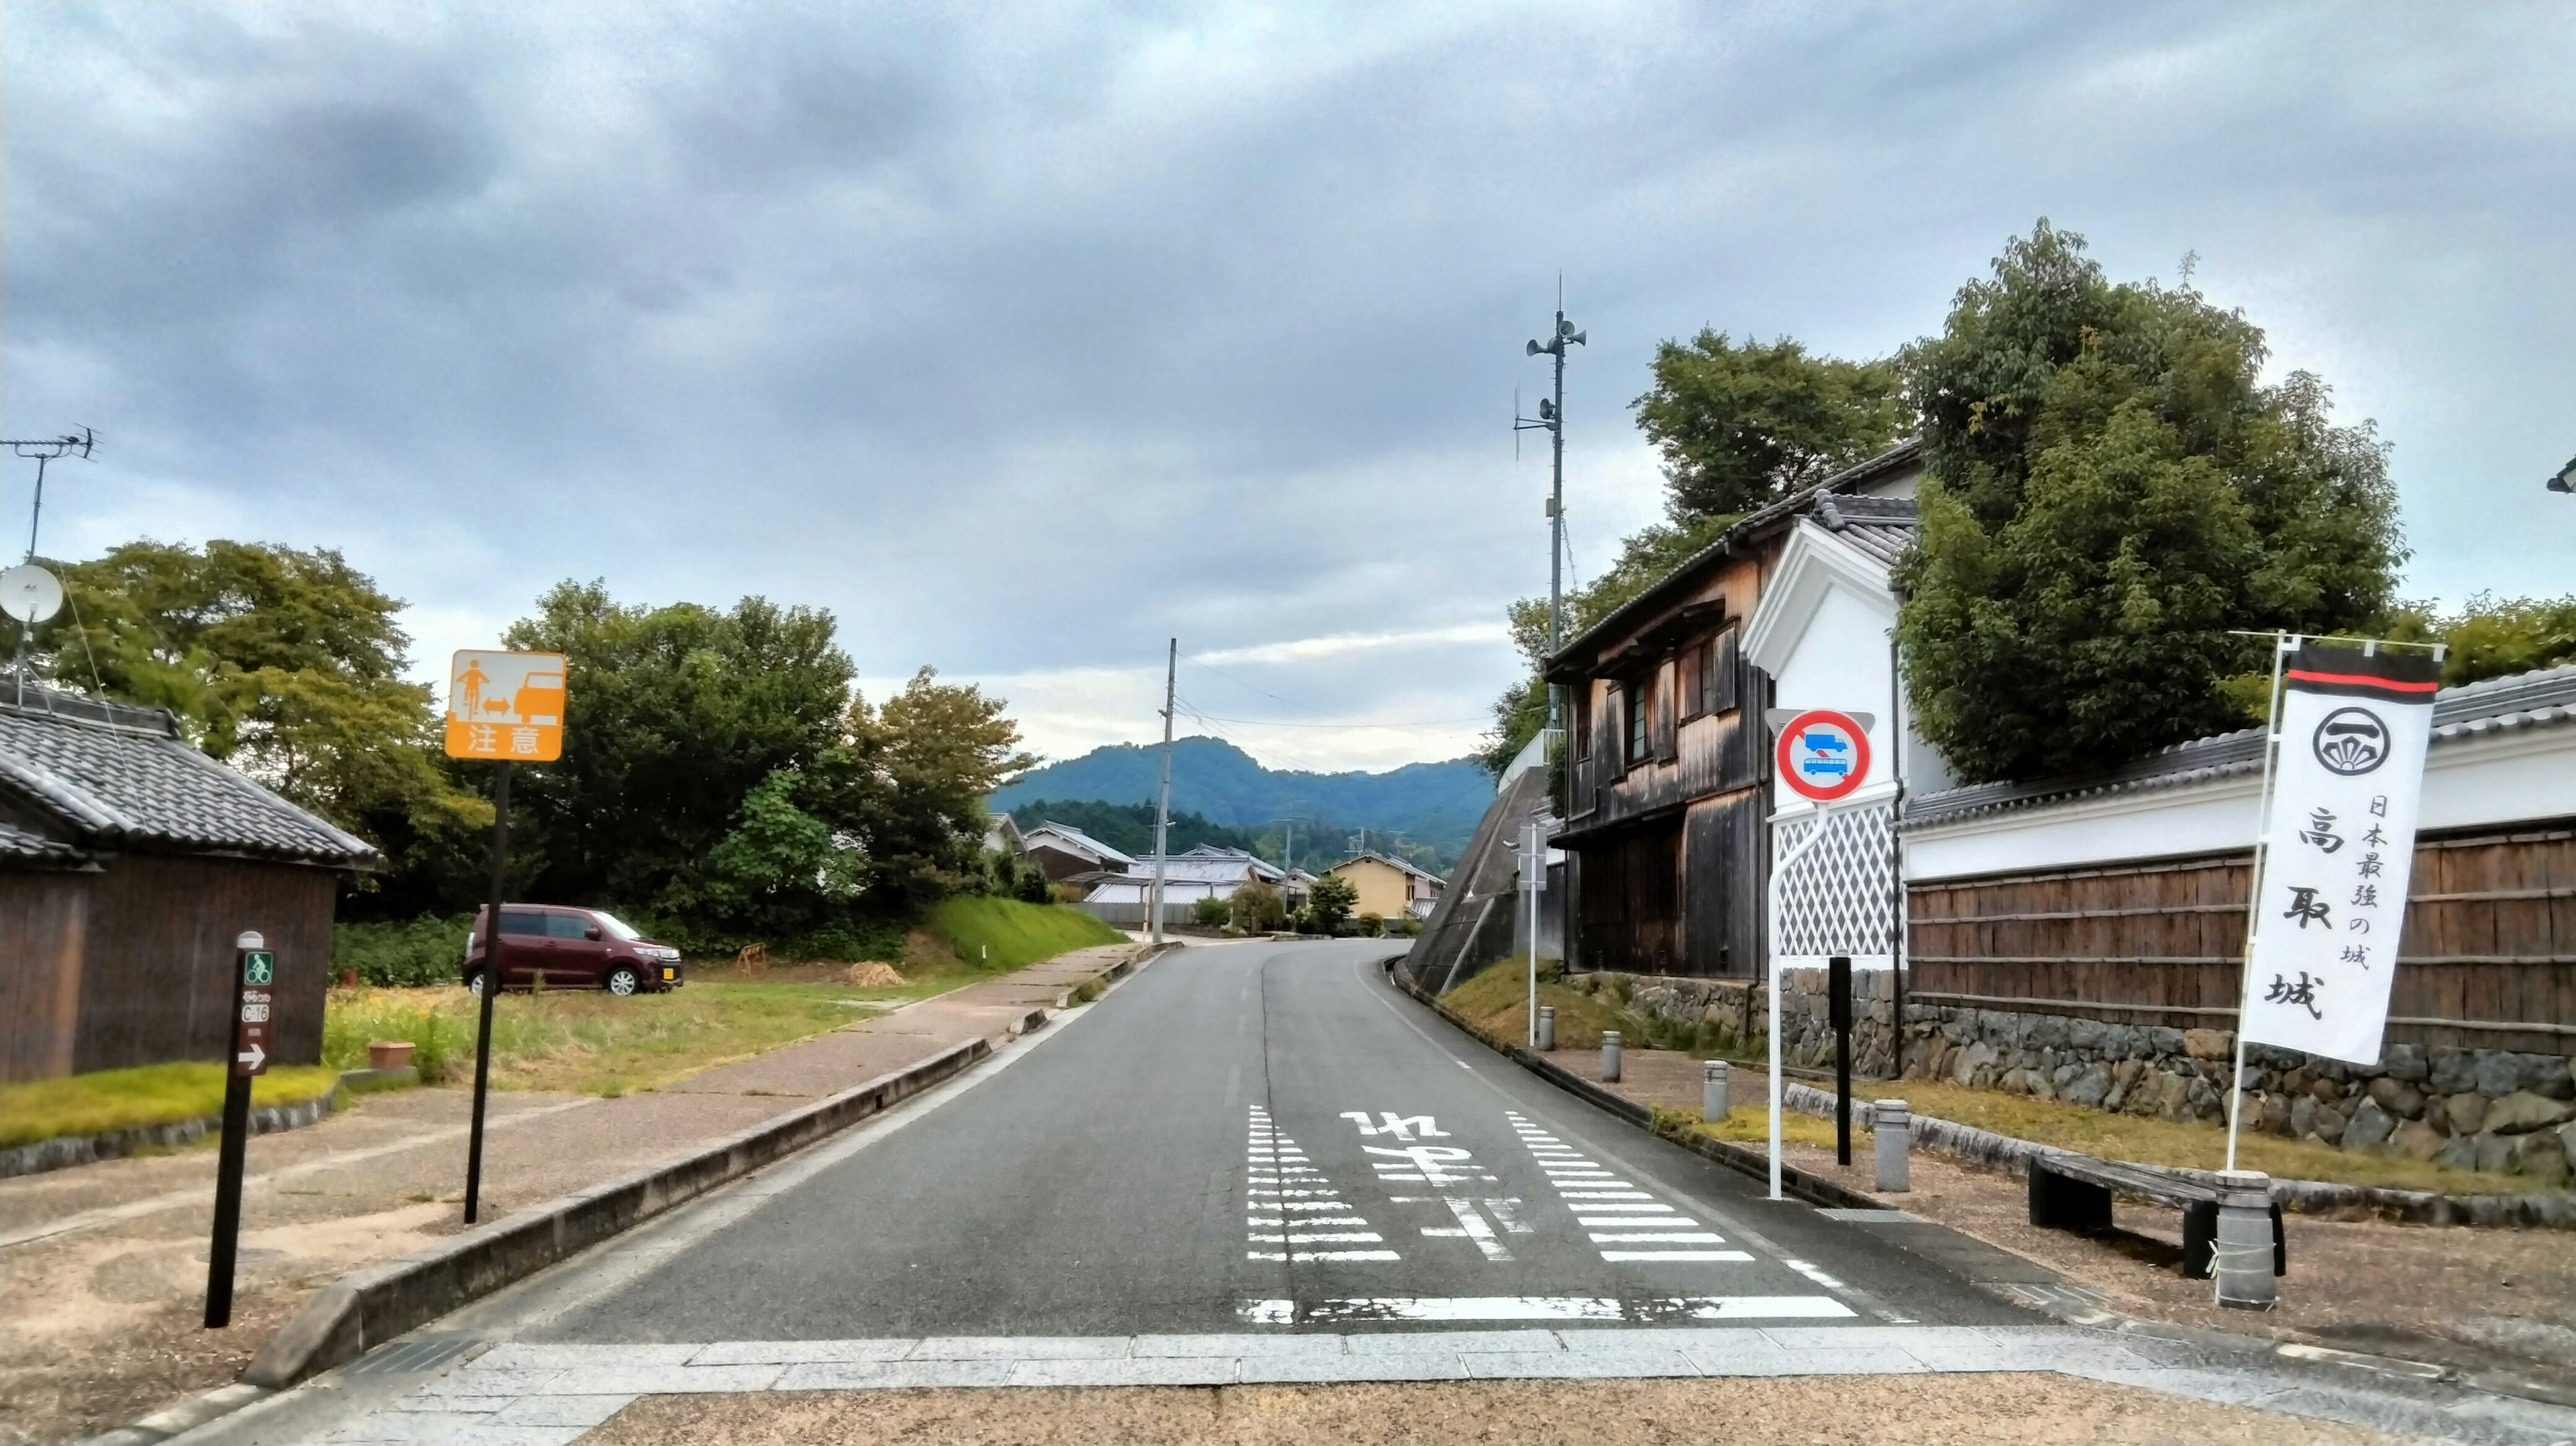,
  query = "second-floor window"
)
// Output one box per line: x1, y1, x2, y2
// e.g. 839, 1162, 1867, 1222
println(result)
1625, 677, 1651, 766
1572, 690, 1591, 761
